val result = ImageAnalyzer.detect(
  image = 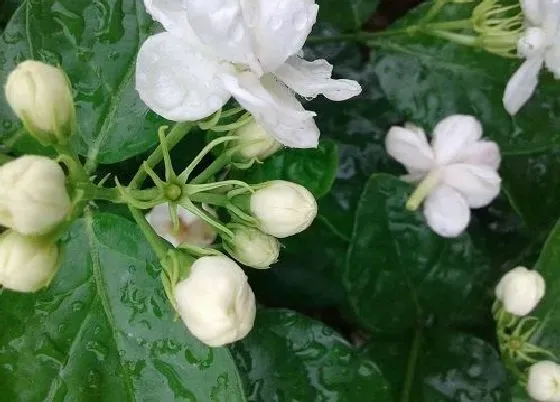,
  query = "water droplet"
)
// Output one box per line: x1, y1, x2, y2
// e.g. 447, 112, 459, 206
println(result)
72, 301, 84, 312
2, 121, 13, 130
